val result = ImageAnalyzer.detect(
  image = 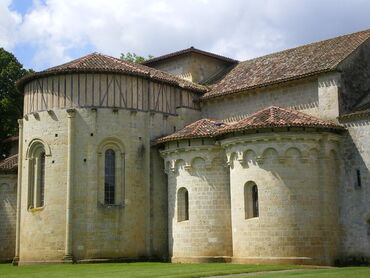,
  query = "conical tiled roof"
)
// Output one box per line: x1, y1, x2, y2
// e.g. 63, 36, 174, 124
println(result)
16, 53, 207, 93
156, 106, 343, 143
218, 106, 343, 133
156, 119, 226, 143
